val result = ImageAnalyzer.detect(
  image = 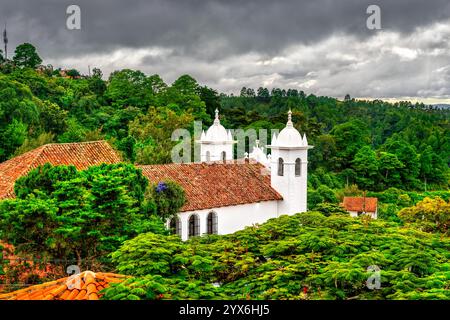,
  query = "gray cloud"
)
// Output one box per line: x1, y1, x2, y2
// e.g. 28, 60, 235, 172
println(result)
1, 0, 450, 101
